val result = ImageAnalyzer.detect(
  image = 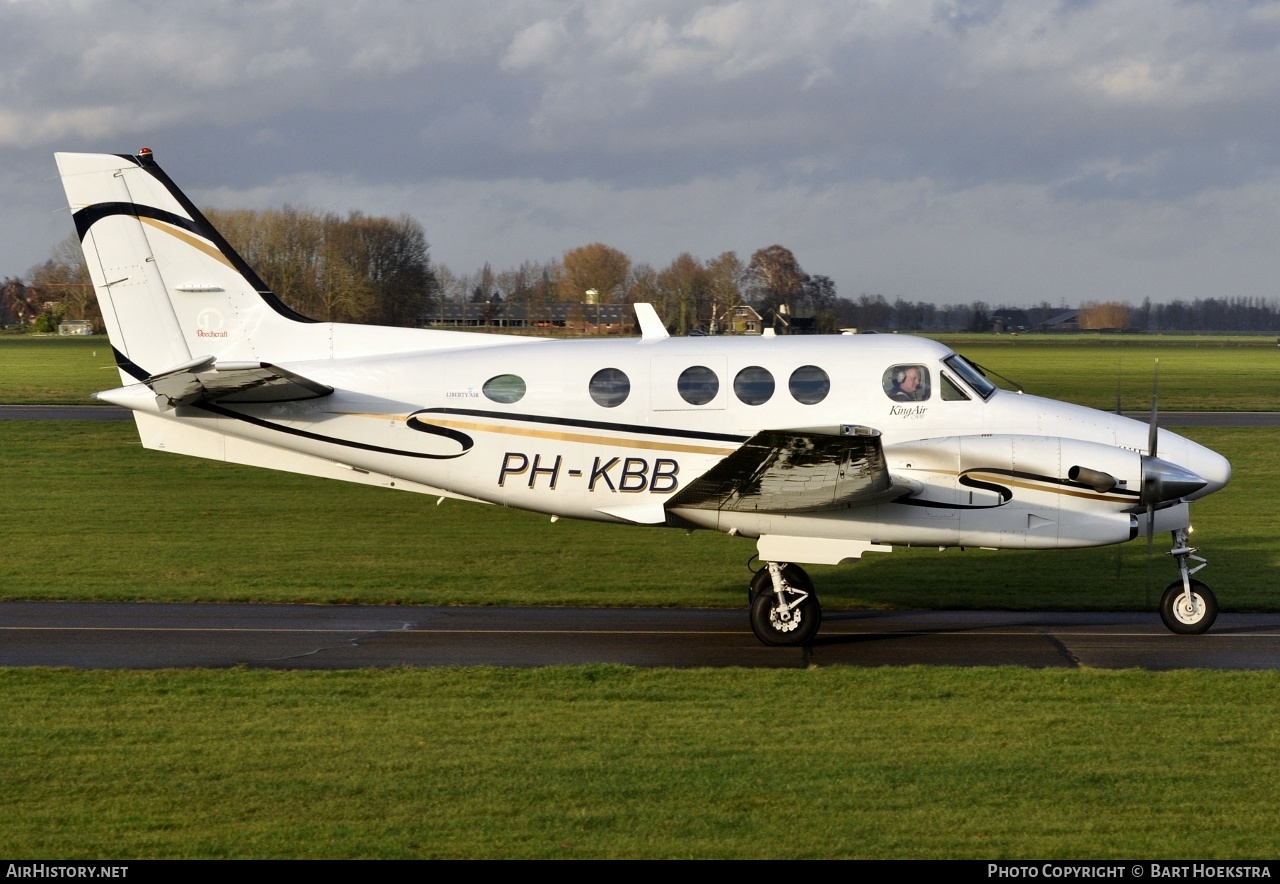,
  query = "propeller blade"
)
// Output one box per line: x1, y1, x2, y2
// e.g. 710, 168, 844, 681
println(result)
1147, 358, 1160, 458
1145, 503, 1155, 608
1115, 360, 1122, 416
